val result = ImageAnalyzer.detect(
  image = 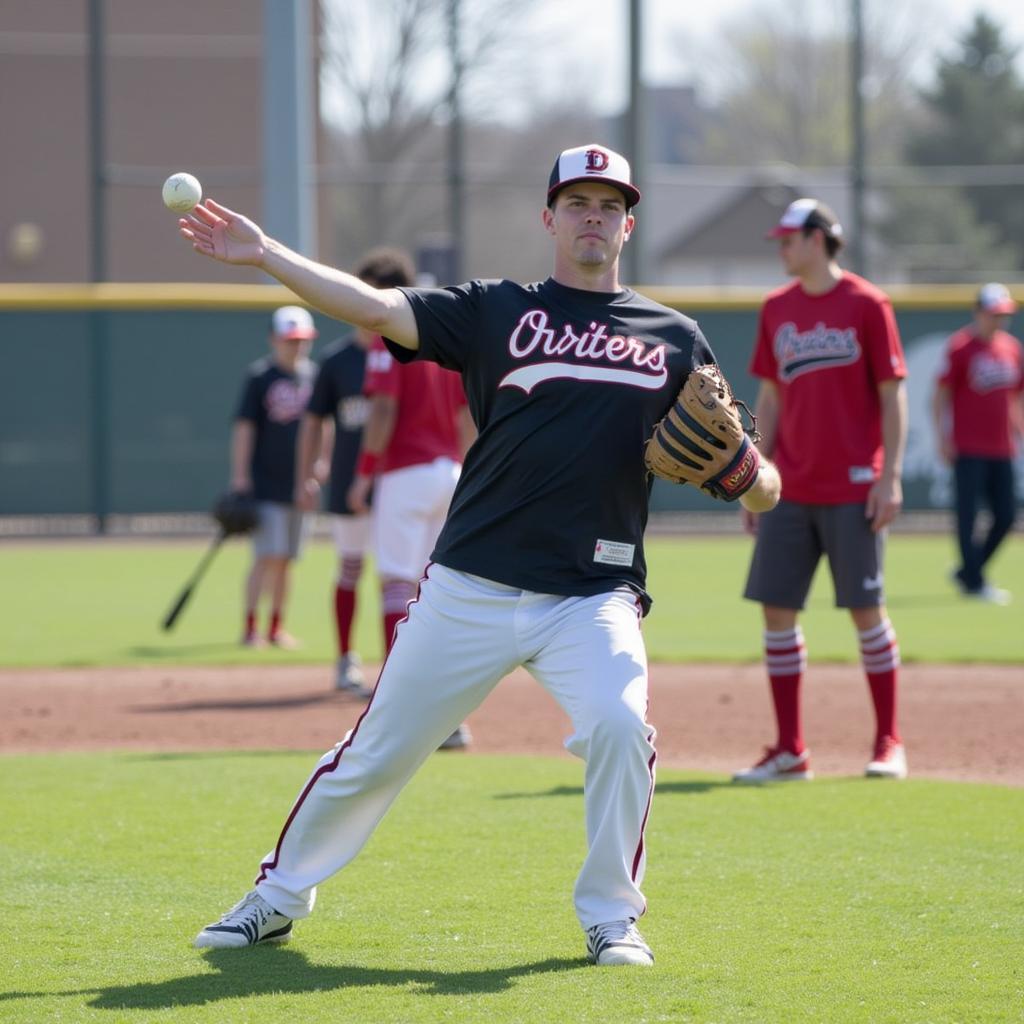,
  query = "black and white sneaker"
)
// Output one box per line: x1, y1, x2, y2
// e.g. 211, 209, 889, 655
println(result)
585, 919, 654, 966
193, 889, 293, 948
